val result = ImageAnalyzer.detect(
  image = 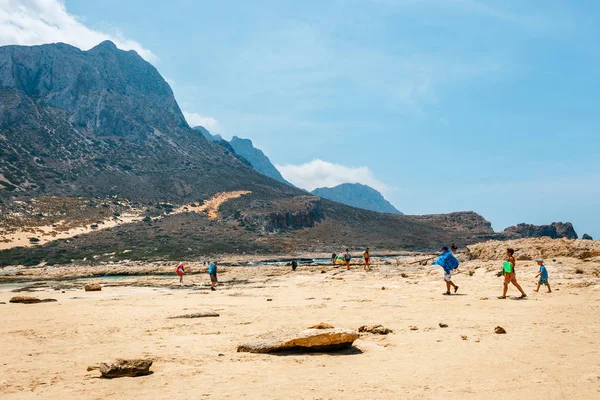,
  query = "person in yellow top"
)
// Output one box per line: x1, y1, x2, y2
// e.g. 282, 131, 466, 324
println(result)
363, 247, 371, 271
